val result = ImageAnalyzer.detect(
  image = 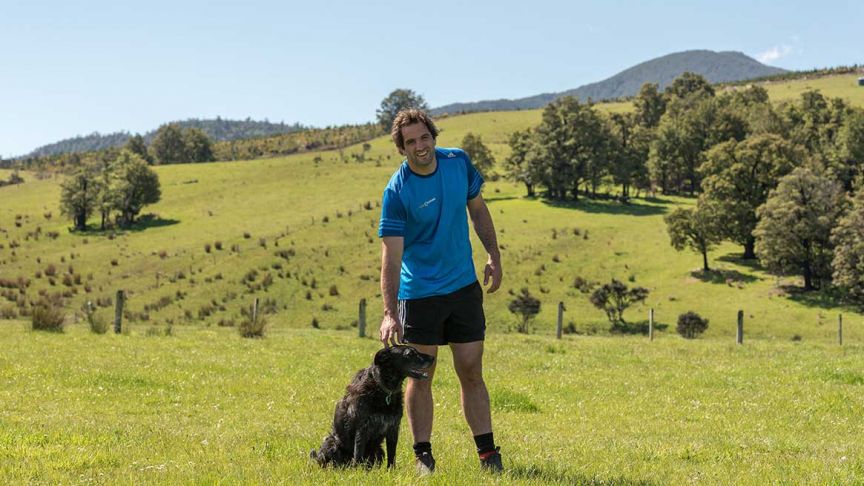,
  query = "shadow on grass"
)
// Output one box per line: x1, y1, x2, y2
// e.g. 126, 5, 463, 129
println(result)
125, 214, 180, 231
541, 198, 667, 217
508, 463, 655, 485
690, 268, 759, 285
716, 253, 763, 270
69, 215, 180, 237
782, 285, 856, 311
484, 195, 521, 203
610, 320, 669, 335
